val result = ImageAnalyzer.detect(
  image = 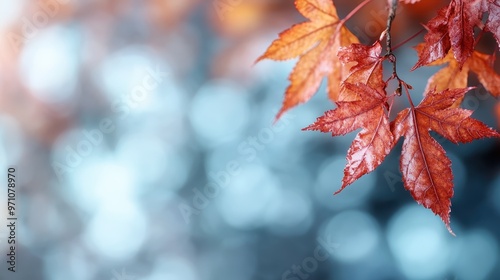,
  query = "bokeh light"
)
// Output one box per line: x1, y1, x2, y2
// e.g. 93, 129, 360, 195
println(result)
387, 205, 451, 279
20, 25, 80, 103
0, 1, 498, 280
320, 210, 380, 263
